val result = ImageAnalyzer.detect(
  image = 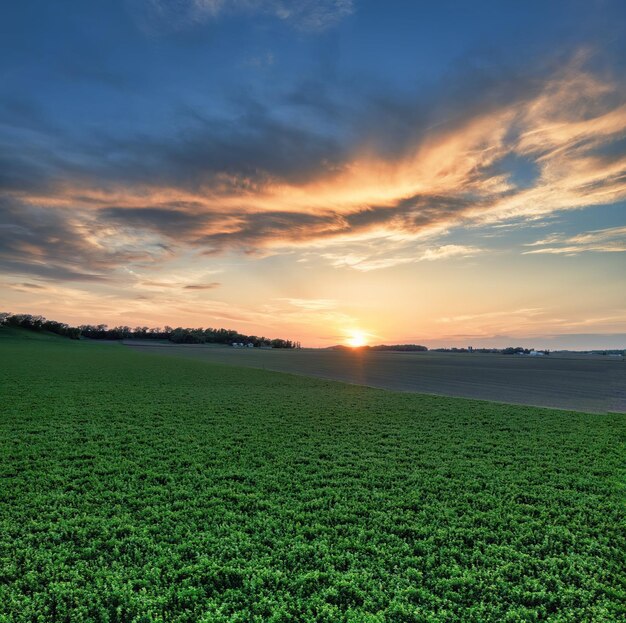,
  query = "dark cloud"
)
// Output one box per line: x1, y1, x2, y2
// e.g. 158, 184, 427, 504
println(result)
139, 280, 221, 290
0, 198, 149, 281
0, 97, 349, 198
57, 52, 575, 195
0, 52, 573, 196
184, 282, 221, 290
99, 204, 348, 252
16, 282, 47, 289
198, 196, 479, 253
0, 258, 109, 283
342, 195, 477, 231
194, 211, 349, 254
101, 207, 208, 234
1, 281, 49, 292
87, 106, 346, 189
